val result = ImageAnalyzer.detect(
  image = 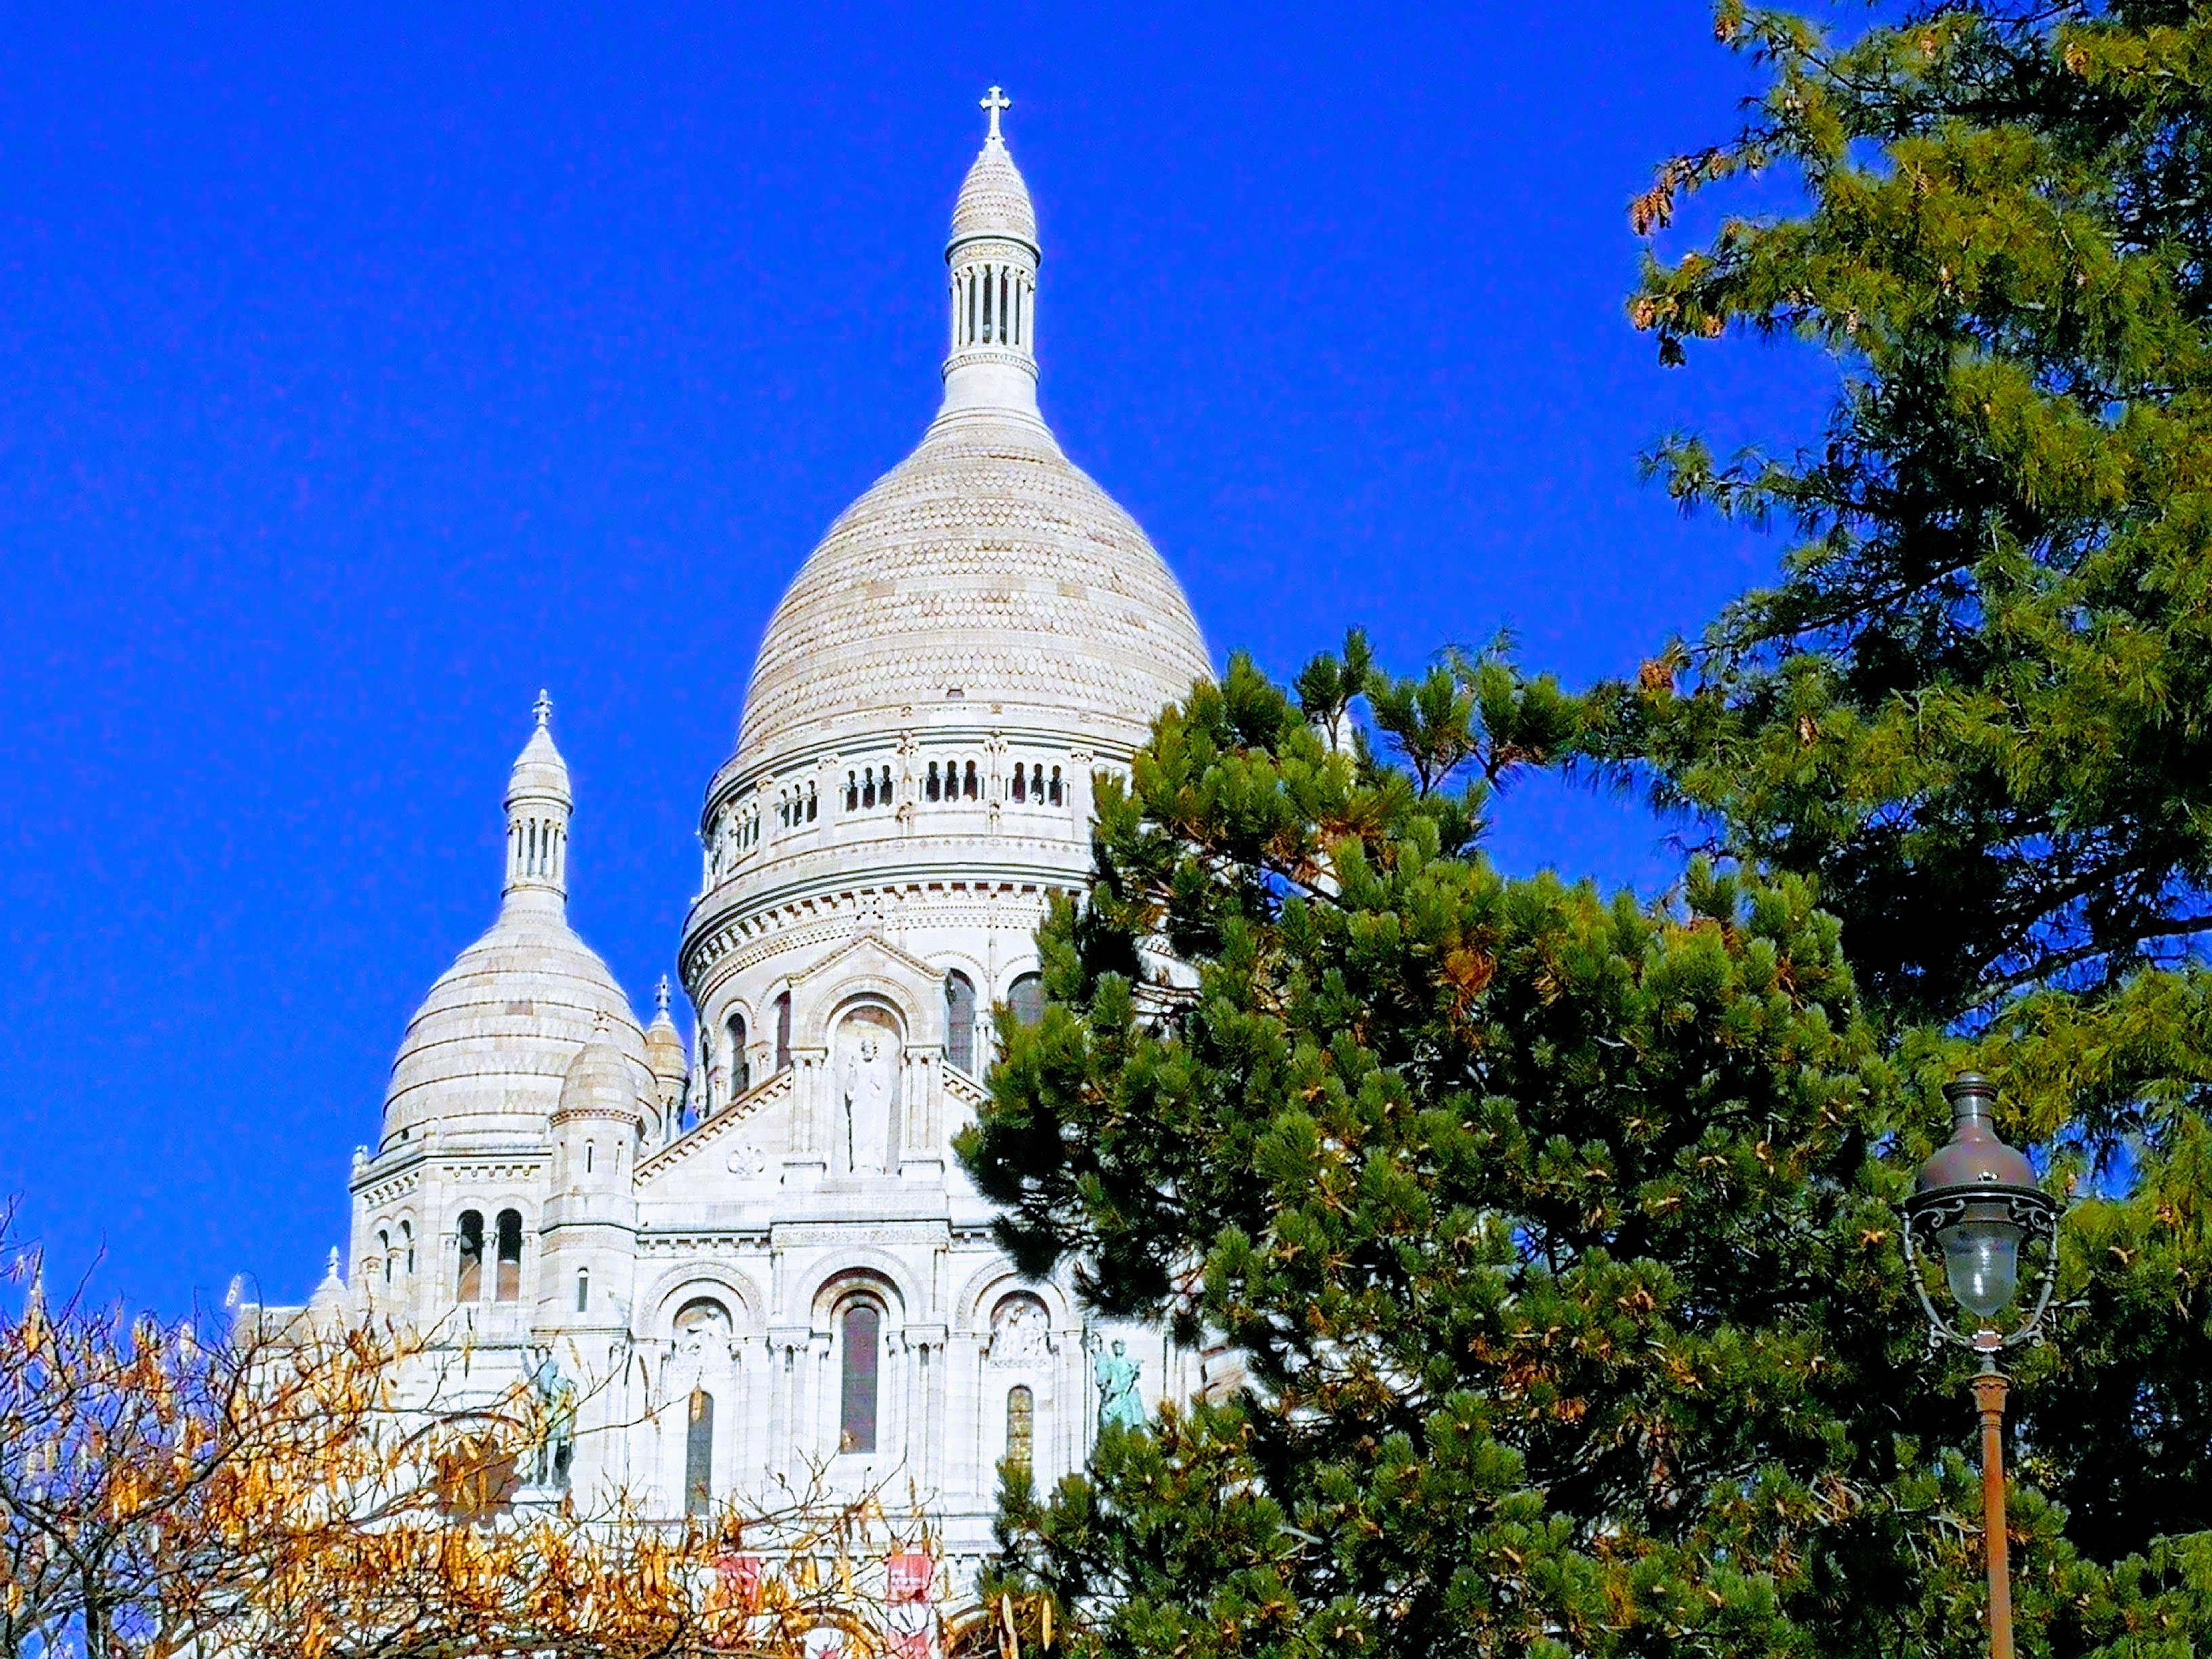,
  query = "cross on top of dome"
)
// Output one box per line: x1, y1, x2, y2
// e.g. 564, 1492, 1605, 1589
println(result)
980, 86, 1010, 141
